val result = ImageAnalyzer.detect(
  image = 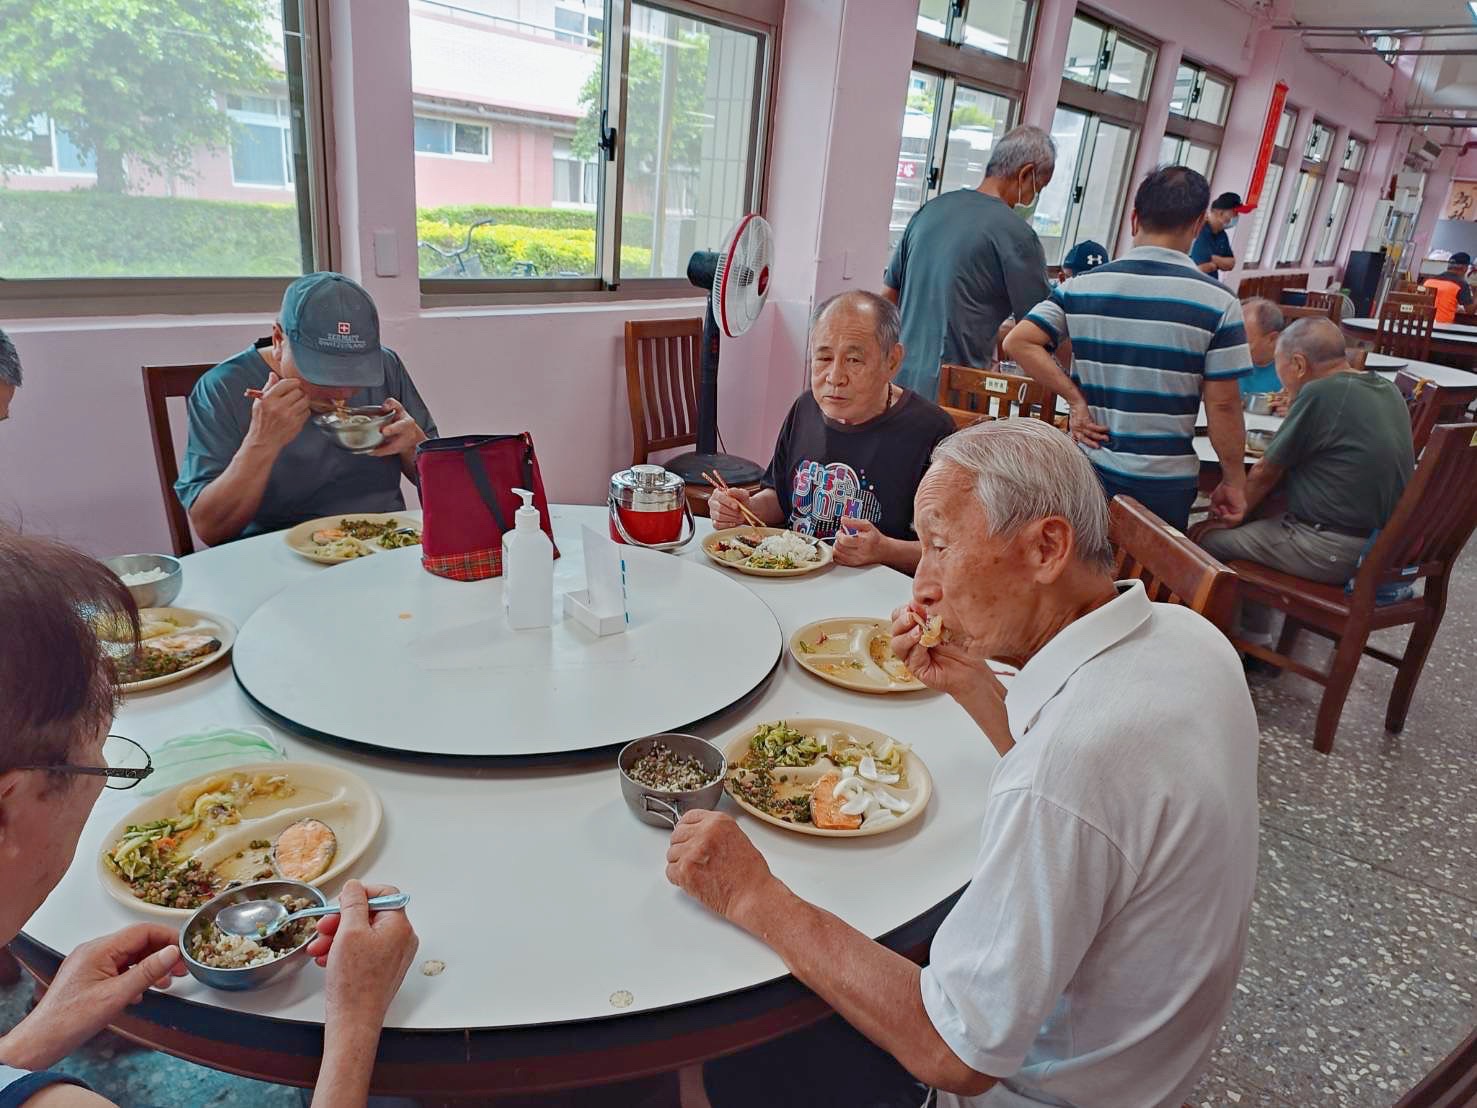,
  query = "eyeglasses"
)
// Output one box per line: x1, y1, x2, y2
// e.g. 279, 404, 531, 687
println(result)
13, 735, 154, 790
